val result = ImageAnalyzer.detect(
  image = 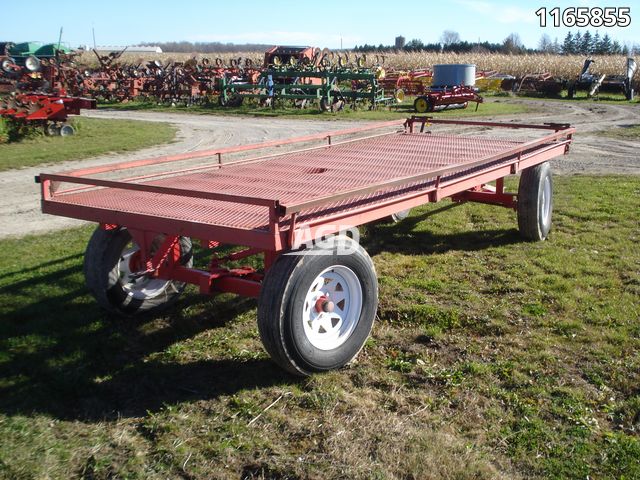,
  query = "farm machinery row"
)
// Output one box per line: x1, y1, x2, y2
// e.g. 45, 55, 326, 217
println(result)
498, 56, 637, 99
2, 40, 637, 129
1, 43, 486, 113
0, 42, 96, 135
